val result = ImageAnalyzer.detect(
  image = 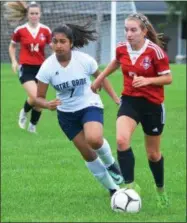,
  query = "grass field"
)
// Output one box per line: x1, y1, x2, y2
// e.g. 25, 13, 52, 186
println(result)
1, 63, 186, 222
